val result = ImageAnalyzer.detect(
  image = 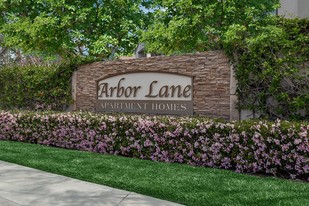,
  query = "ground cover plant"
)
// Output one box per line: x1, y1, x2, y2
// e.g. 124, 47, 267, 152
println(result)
0, 140, 309, 206
0, 111, 308, 181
